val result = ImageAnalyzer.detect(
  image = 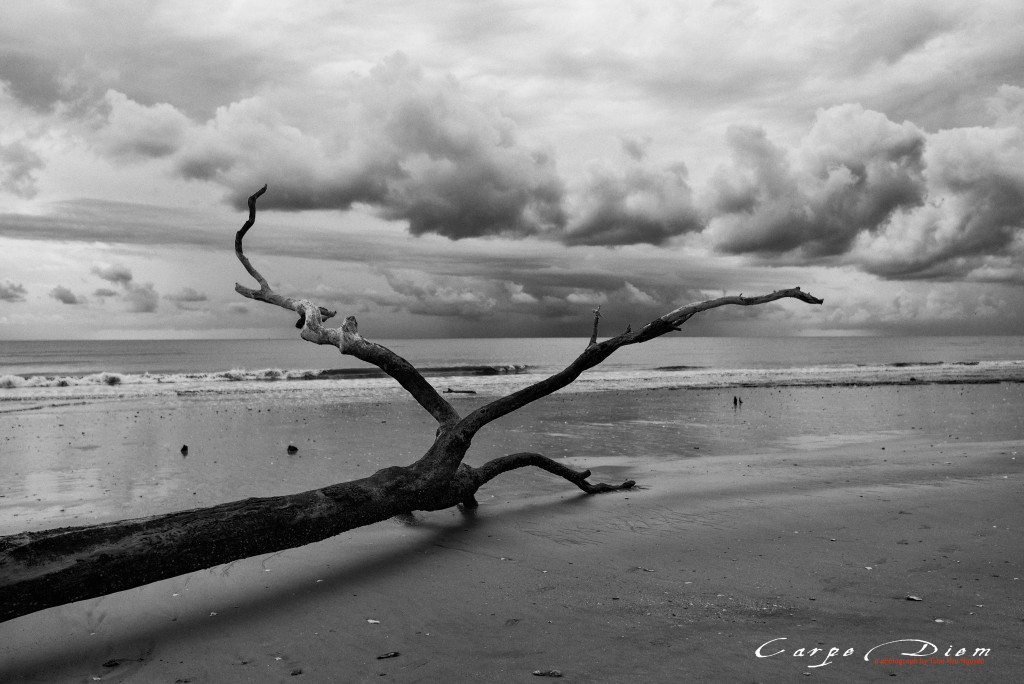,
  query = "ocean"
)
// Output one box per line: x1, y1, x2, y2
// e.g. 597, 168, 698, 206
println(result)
2, 336, 1023, 413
